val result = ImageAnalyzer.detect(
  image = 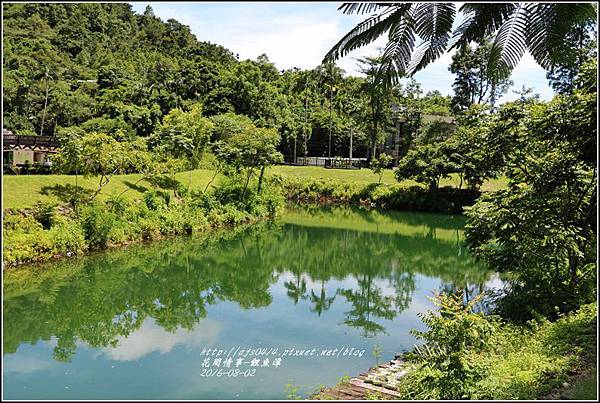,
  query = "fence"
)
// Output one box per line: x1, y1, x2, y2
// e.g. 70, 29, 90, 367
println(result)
285, 156, 368, 169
